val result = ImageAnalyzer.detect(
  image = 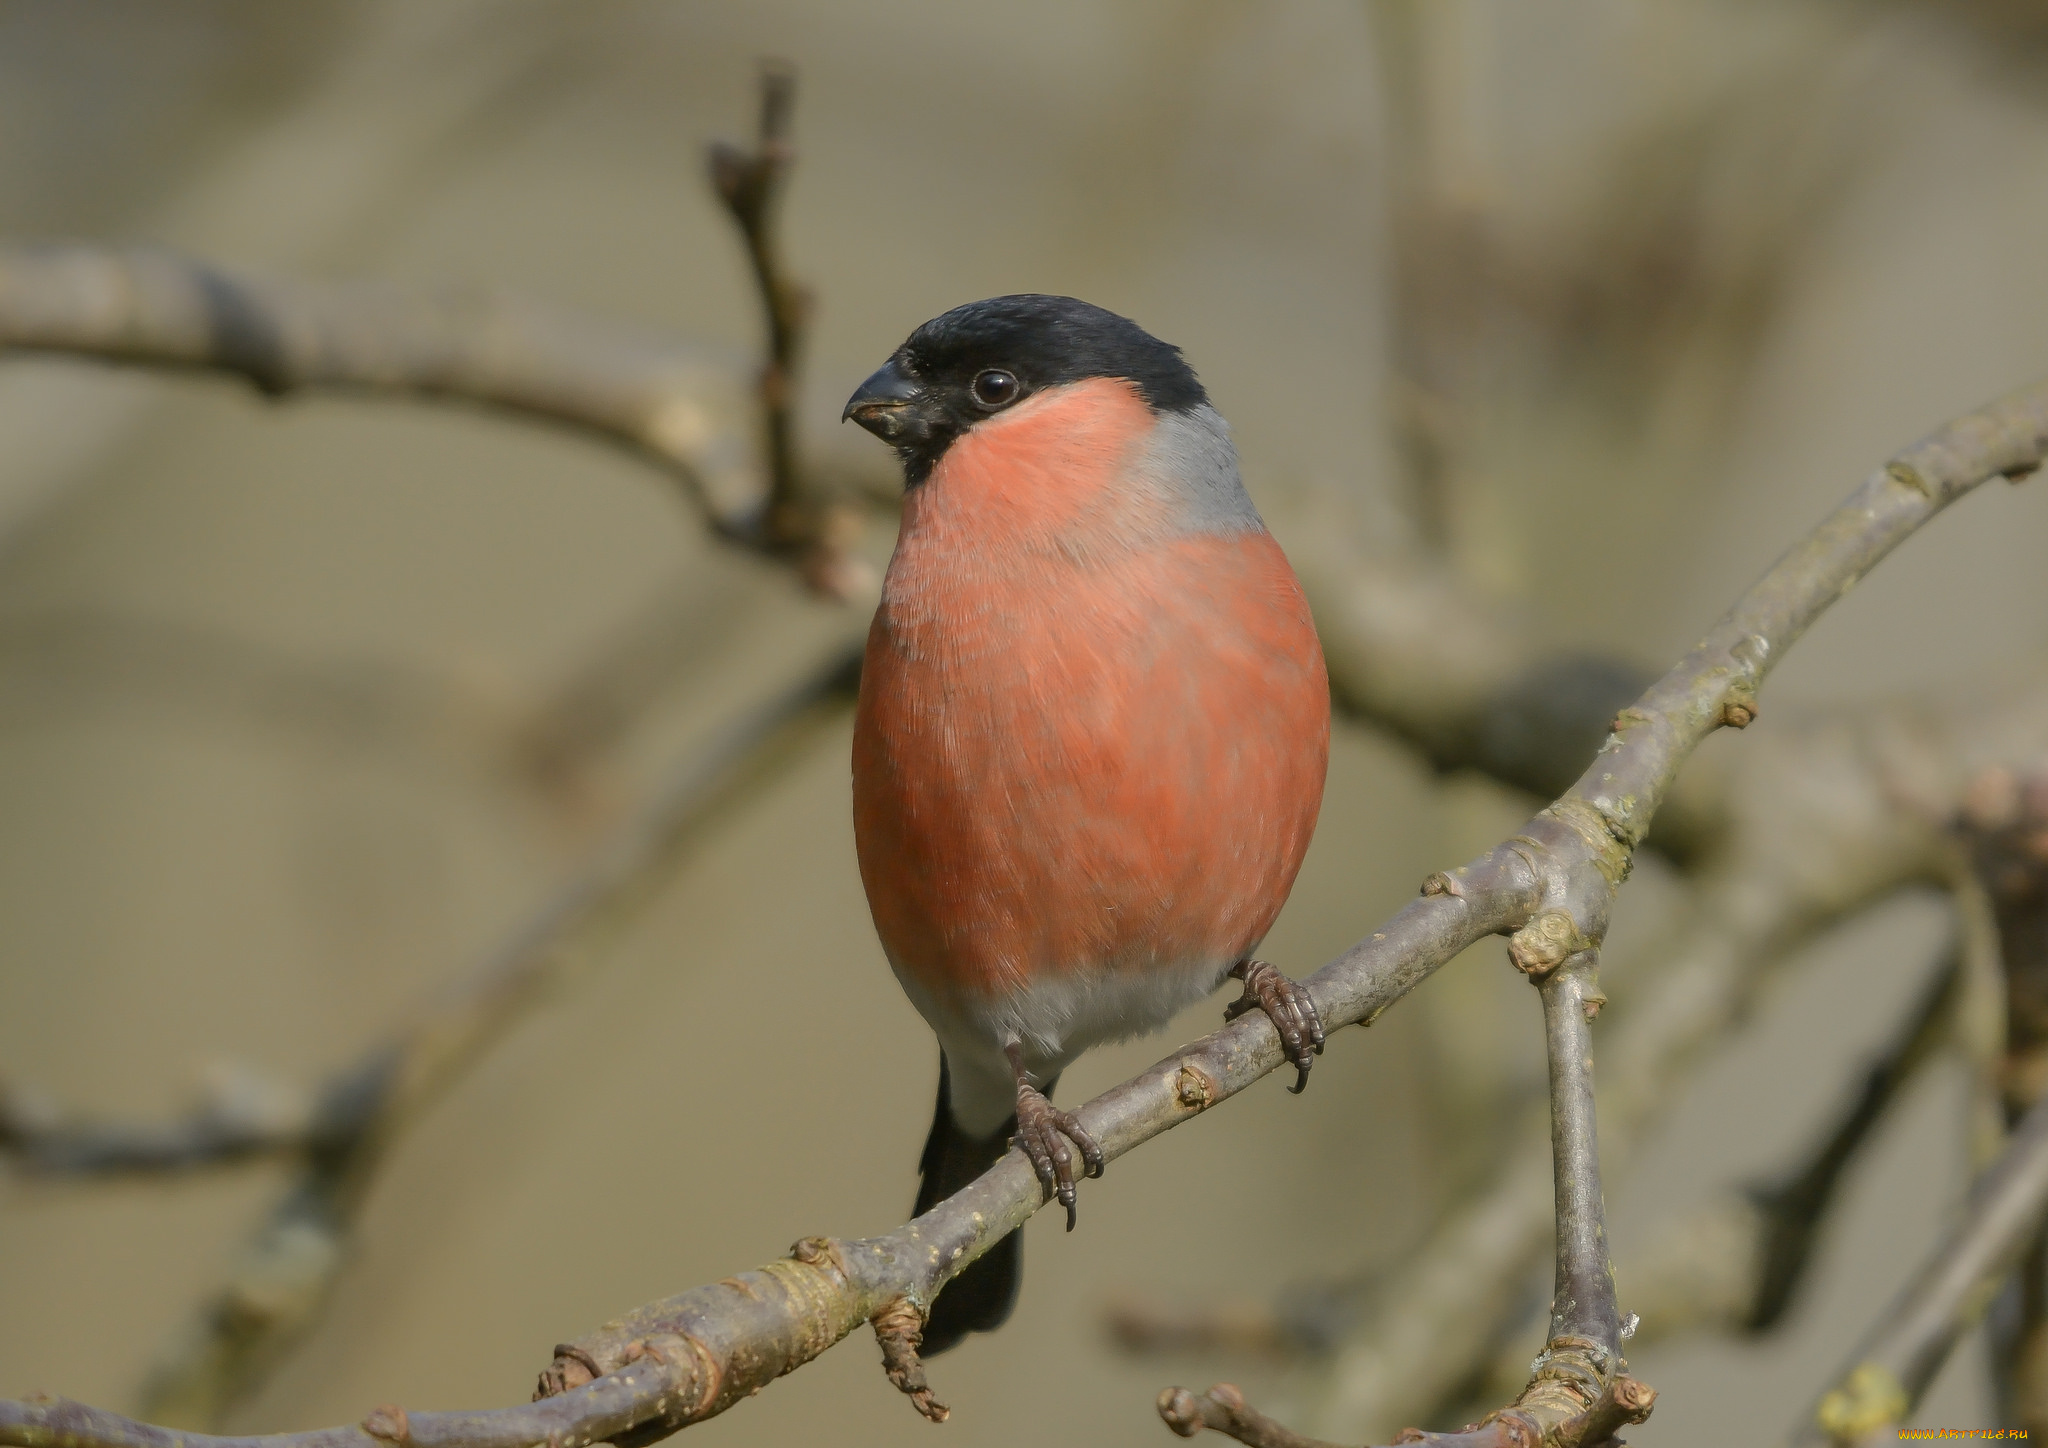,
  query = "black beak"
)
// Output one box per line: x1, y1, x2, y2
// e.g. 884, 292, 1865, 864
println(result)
843, 358, 923, 443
